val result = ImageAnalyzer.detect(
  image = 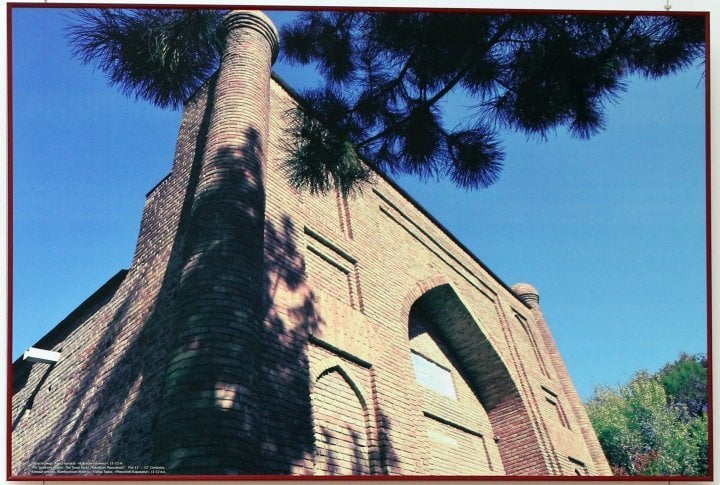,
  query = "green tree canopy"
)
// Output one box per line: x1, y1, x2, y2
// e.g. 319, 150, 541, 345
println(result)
586, 354, 708, 476
66, 8, 705, 193
658, 352, 708, 419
